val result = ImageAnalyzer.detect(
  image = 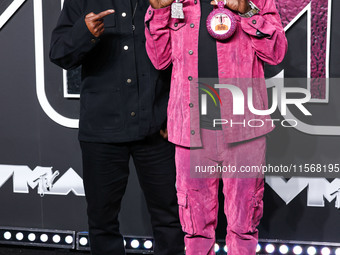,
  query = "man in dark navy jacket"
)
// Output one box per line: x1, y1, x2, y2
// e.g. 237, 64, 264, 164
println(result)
49, 0, 184, 254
